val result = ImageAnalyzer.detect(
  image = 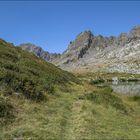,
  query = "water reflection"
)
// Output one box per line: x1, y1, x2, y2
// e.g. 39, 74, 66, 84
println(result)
111, 81, 140, 96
